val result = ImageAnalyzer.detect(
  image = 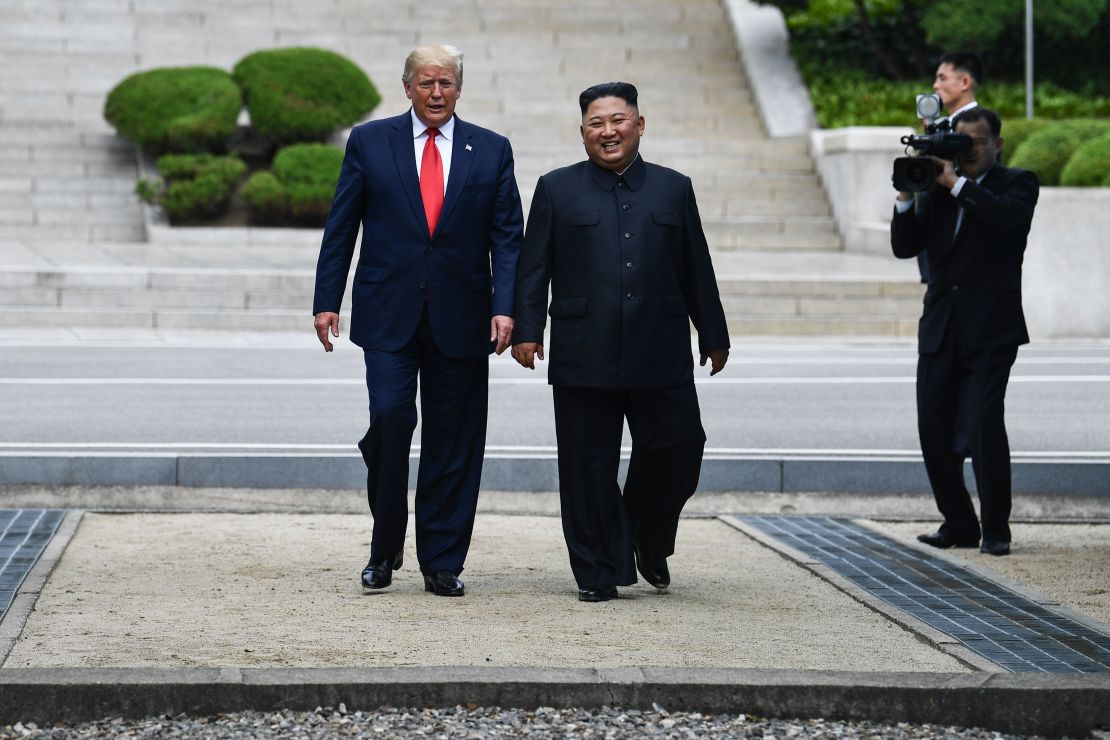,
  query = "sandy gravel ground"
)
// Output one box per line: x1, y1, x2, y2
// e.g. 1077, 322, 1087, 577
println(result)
868, 521, 1110, 627
7, 512, 965, 672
